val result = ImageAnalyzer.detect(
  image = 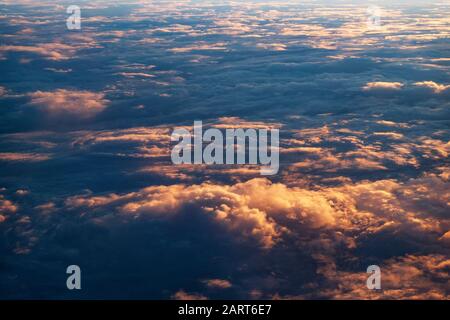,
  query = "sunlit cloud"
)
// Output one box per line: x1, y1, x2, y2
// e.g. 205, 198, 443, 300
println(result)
28, 89, 109, 119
